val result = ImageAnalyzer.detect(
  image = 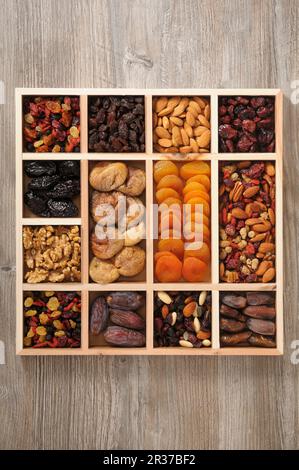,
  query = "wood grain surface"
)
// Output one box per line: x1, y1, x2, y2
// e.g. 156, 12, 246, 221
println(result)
0, 0, 298, 450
